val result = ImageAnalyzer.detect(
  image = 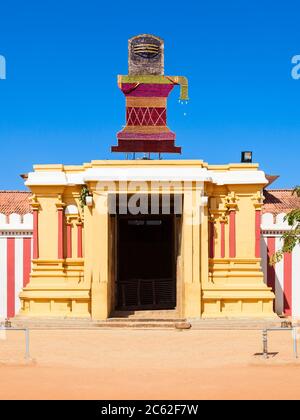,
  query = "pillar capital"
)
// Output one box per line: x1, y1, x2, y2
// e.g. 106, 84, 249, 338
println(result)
66, 214, 80, 226
225, 192, 238, 211
219, 214, 228, 224
55, 194, 66, 210
209, 210, 228, 223
30, 195, 40, 211
252, 191, 264, 210
208, 213, 216, 223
